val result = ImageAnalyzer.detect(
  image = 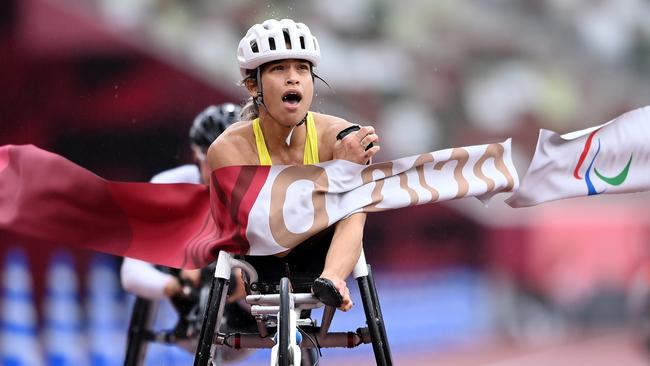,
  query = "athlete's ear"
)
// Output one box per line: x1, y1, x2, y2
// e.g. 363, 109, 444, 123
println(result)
244, 78, 258, 97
